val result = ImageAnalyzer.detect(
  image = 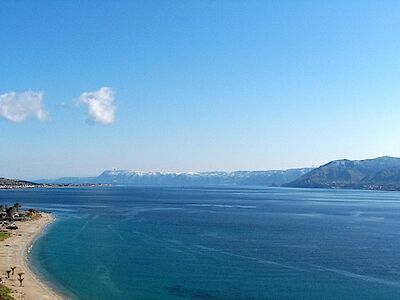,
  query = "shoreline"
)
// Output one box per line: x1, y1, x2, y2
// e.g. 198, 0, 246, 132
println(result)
0, 213, 63, 299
